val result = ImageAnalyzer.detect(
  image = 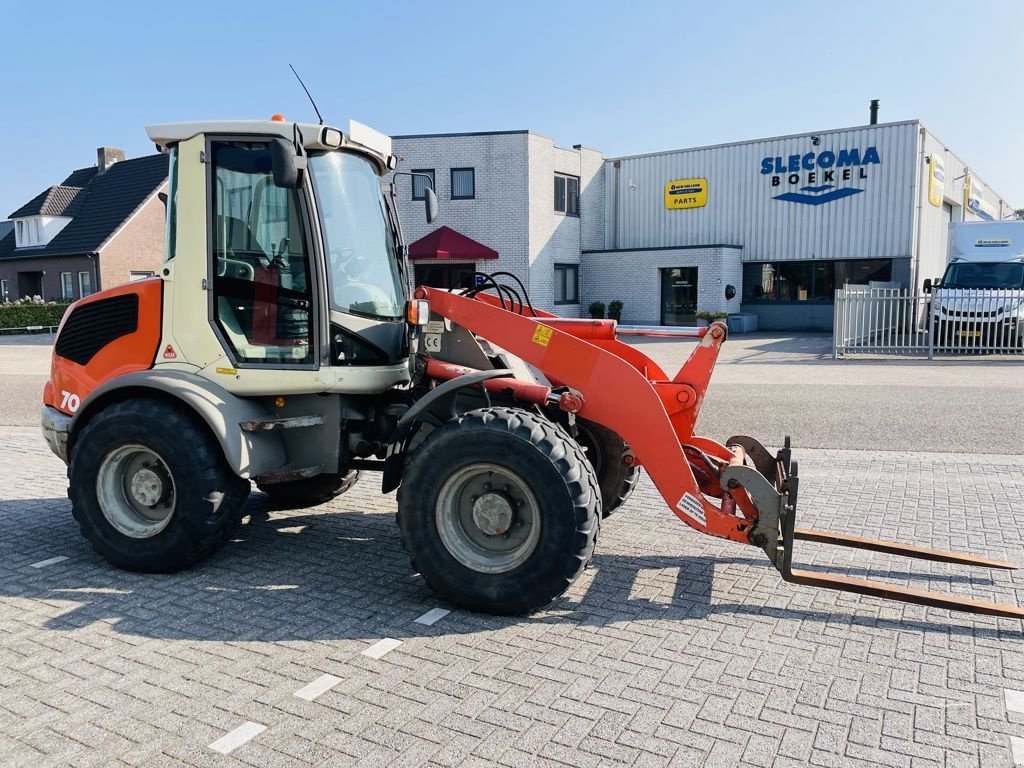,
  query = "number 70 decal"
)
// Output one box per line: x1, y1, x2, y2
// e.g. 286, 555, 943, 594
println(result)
60, 390, 81, 413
